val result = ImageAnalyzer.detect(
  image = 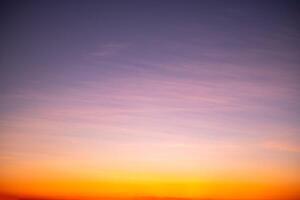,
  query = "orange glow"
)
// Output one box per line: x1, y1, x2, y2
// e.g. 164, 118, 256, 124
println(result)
1, 165, 300, 200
